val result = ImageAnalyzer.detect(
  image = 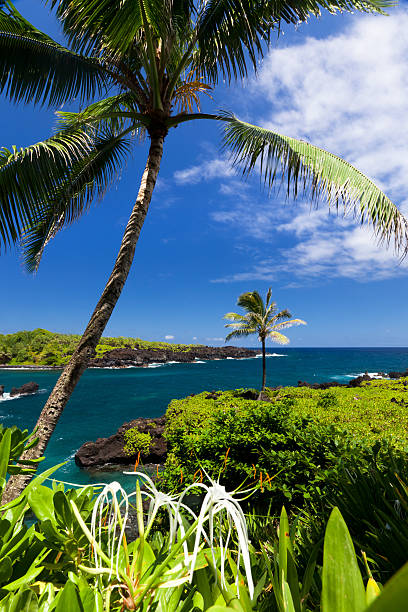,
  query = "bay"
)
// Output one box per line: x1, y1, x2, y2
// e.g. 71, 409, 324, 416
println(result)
1, 347, 407, 489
